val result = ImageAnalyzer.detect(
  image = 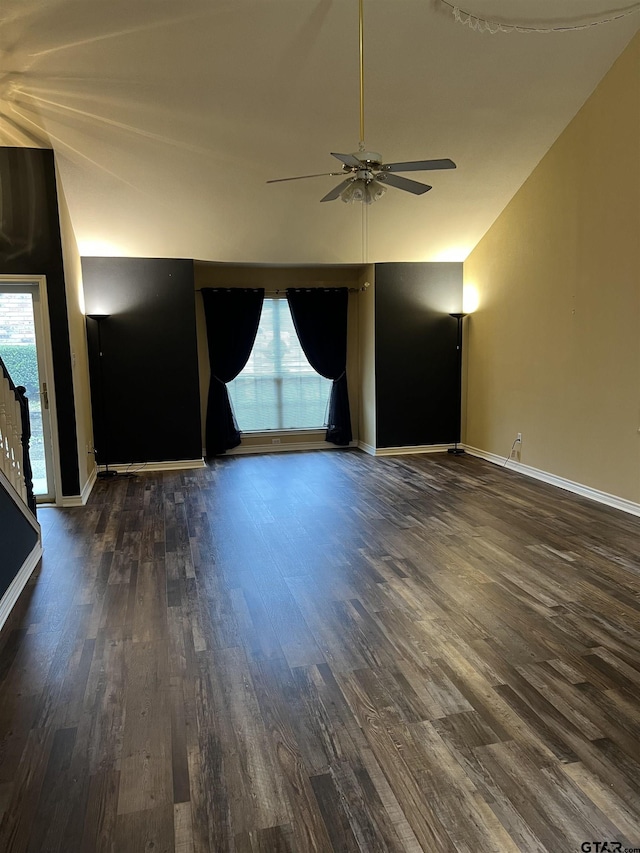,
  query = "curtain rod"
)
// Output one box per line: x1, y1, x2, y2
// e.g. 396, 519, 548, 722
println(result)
195, 283, 370, 294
